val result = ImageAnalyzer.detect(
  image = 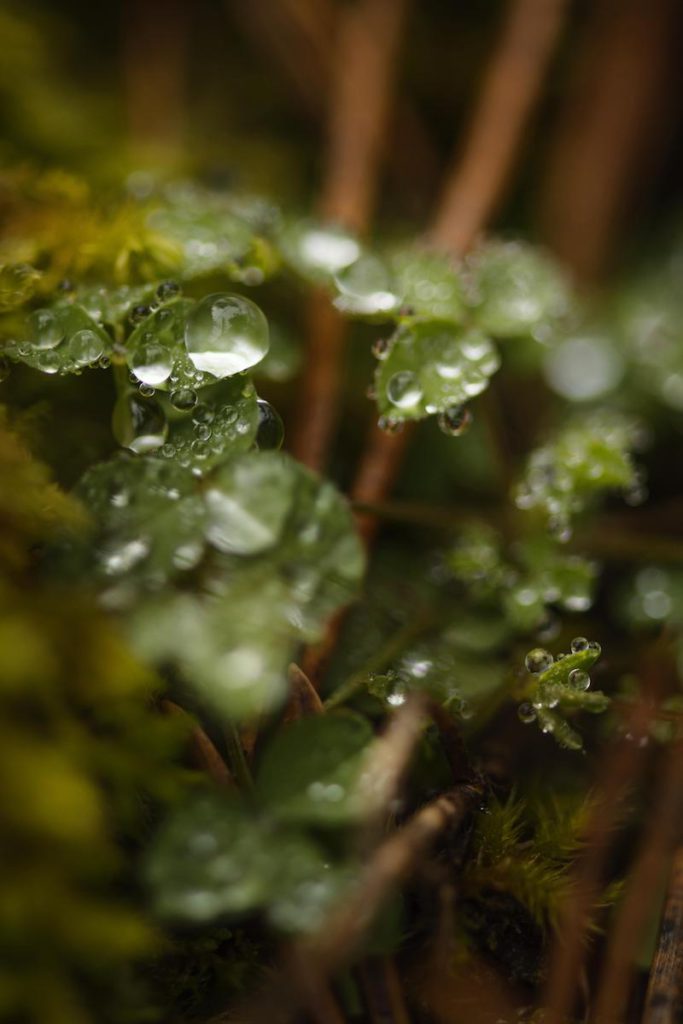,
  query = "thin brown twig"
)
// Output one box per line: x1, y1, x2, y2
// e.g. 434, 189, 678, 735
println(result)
349, 0, 570, 545
227, 781, 483, 1024
592, 739, 683, 1024
428, 0, 570, 256
160, 700, 234, 788
542, 691, 659, 1024
356, 956, 413, 1024
642, 845, 683, 1024
538, 0, 681, 283
290, 0, 409, 471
